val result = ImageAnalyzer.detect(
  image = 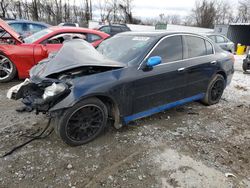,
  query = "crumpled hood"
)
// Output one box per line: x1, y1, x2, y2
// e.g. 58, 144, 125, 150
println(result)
30, 39, 126, 78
